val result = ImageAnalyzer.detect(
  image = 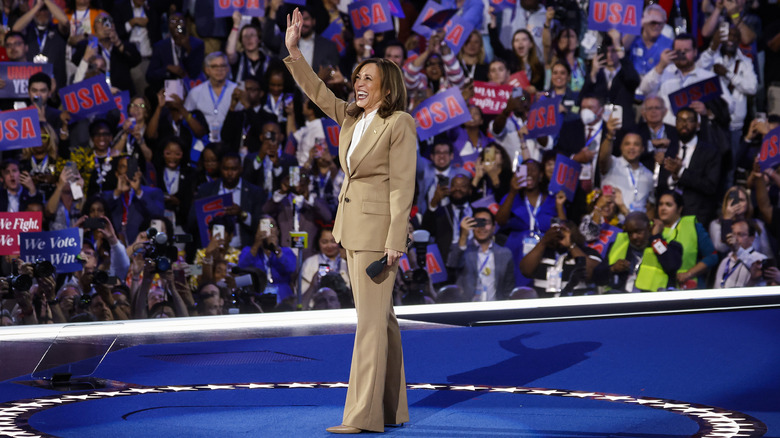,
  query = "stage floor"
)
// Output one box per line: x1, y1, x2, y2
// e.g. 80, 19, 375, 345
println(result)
2, 288, 779, 437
